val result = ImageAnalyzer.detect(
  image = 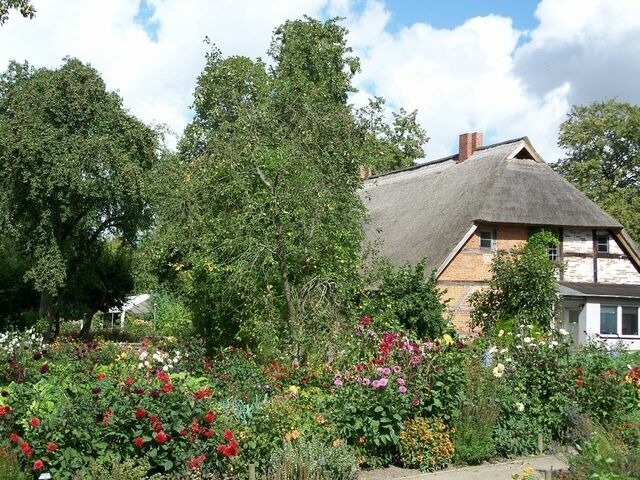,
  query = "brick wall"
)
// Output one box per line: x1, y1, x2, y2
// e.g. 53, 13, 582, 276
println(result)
439, 224, 528, 332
